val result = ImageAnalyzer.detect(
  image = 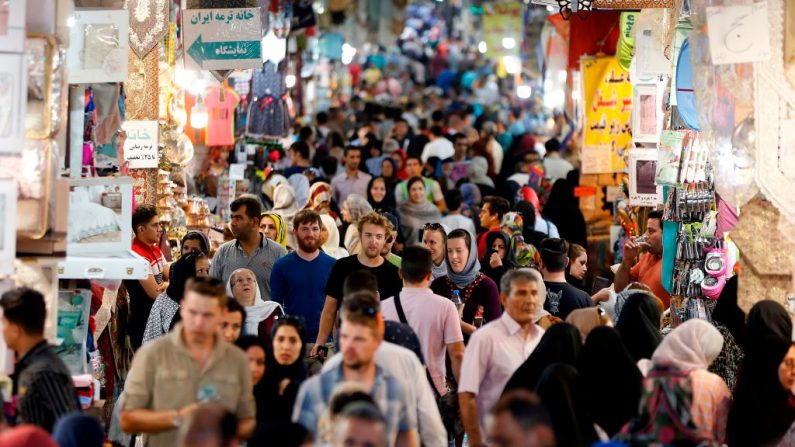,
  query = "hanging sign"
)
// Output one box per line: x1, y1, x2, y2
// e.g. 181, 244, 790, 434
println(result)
629, 149, 663, 207
593, 0, 673, 8
183, 8, 262, 71
121, 120, 159, 169
706, 3, 771, 65
581, 57, 633, 173
481, 2, 522, 58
